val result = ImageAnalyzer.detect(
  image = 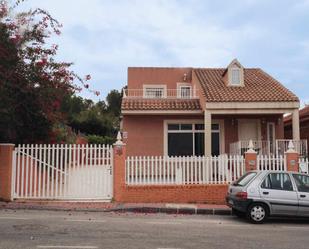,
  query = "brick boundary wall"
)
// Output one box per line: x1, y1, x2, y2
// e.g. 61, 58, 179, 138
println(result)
113, 141, 228, 204
0, 144, 14, 201
119, 184, 228, 204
